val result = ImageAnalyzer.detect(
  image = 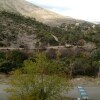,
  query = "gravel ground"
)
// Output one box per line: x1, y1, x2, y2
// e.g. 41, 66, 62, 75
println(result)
71, 77, 100, 87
